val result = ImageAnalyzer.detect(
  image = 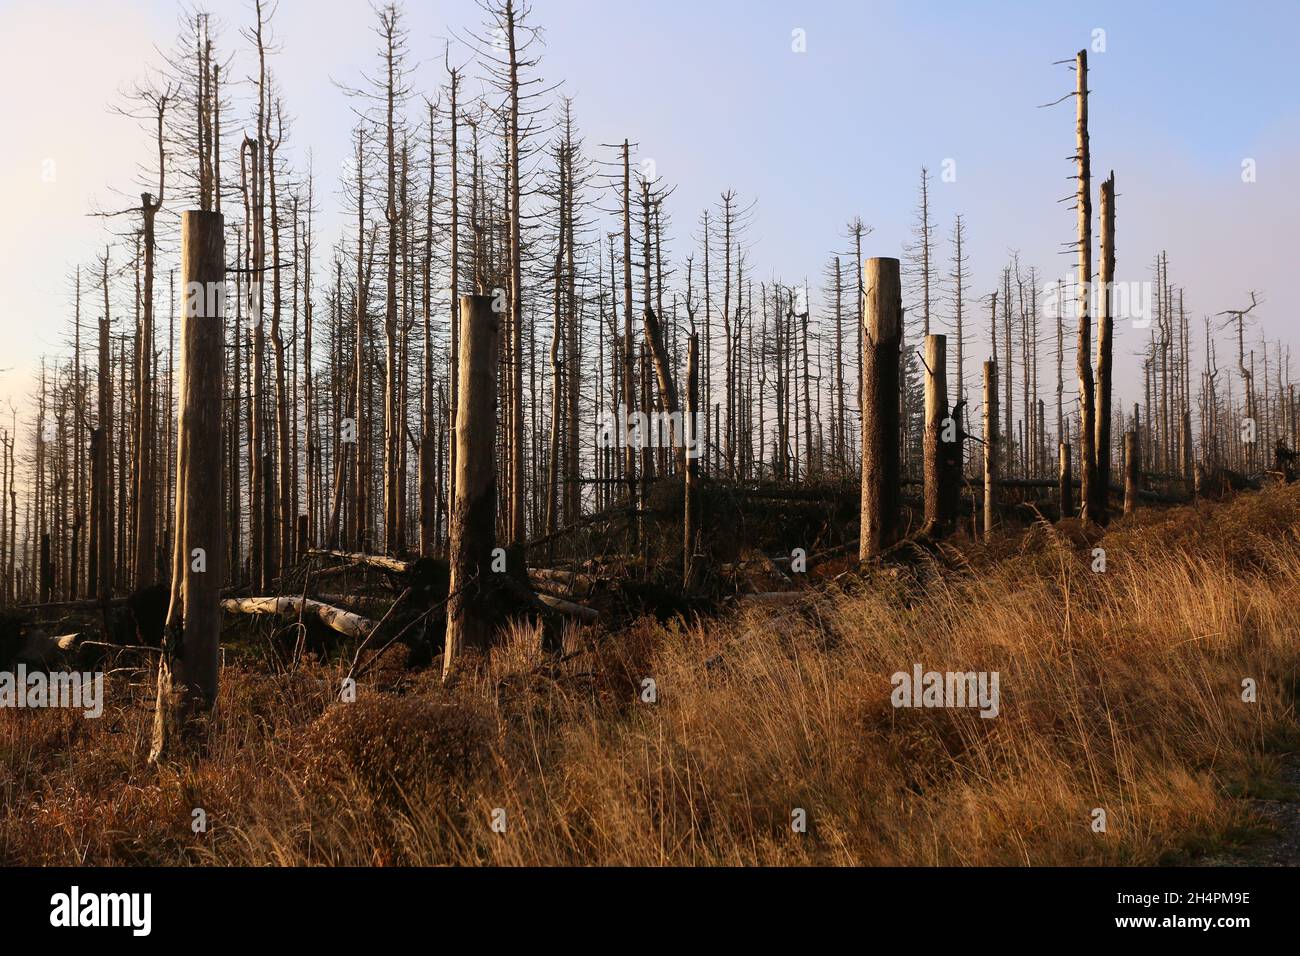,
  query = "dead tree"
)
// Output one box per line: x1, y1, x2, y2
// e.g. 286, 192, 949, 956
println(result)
151, 210, 225, 762
443, 294, 500, 679
1073, 49, 1099, 523
1058, 442, 1073, 518
1216, 291, 1260, 471
1123, 429, 1139, 516
860, 257, 902, 559
1094, 172, 1116, 523
922, 334, 956, 536
683, 332, 699, 589
95, 252, 114, 612
984, 360, 998, 539
419, 98, 439, 557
